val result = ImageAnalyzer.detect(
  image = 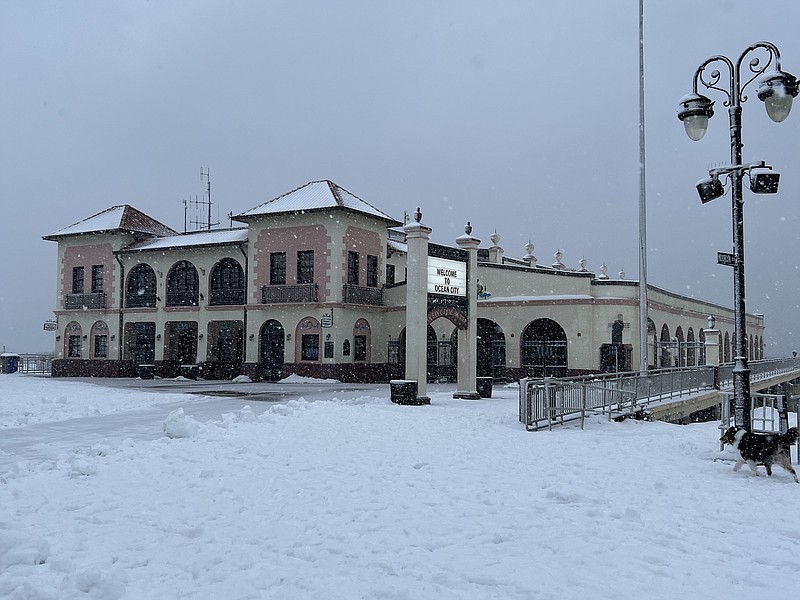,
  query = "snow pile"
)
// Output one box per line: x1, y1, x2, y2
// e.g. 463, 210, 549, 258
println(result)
0, 374, 798, 599
162, 407, 204, 438
0, 374, 195, 429
279, 373, 341, 384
